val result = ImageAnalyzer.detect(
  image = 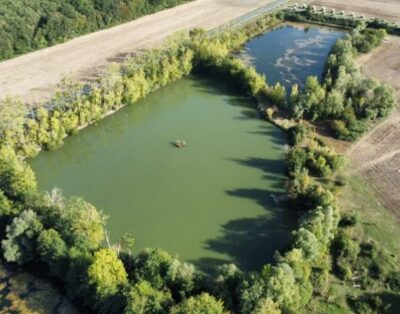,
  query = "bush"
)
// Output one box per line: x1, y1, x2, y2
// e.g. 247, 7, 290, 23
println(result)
170, 293, 225, 314
288, 123, 308, 145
